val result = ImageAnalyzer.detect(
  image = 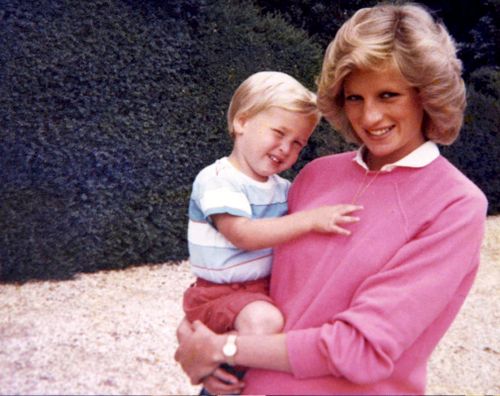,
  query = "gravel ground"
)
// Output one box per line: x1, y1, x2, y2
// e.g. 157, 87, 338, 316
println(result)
1, 216, 498, 395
